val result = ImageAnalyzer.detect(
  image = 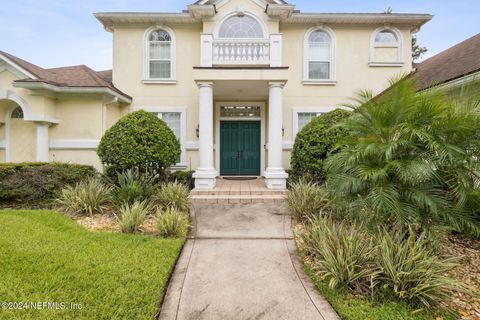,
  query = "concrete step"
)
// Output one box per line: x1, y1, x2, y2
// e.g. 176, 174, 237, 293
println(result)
190, 194, 286, 204
191, 189, 288, 196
